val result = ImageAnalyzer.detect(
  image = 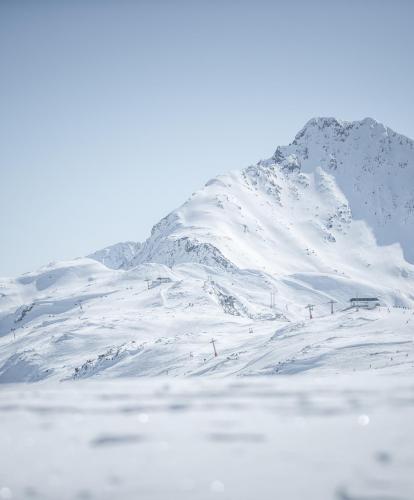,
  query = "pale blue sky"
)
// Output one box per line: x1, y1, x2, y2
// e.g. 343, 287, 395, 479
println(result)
1, 0, 413, 276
